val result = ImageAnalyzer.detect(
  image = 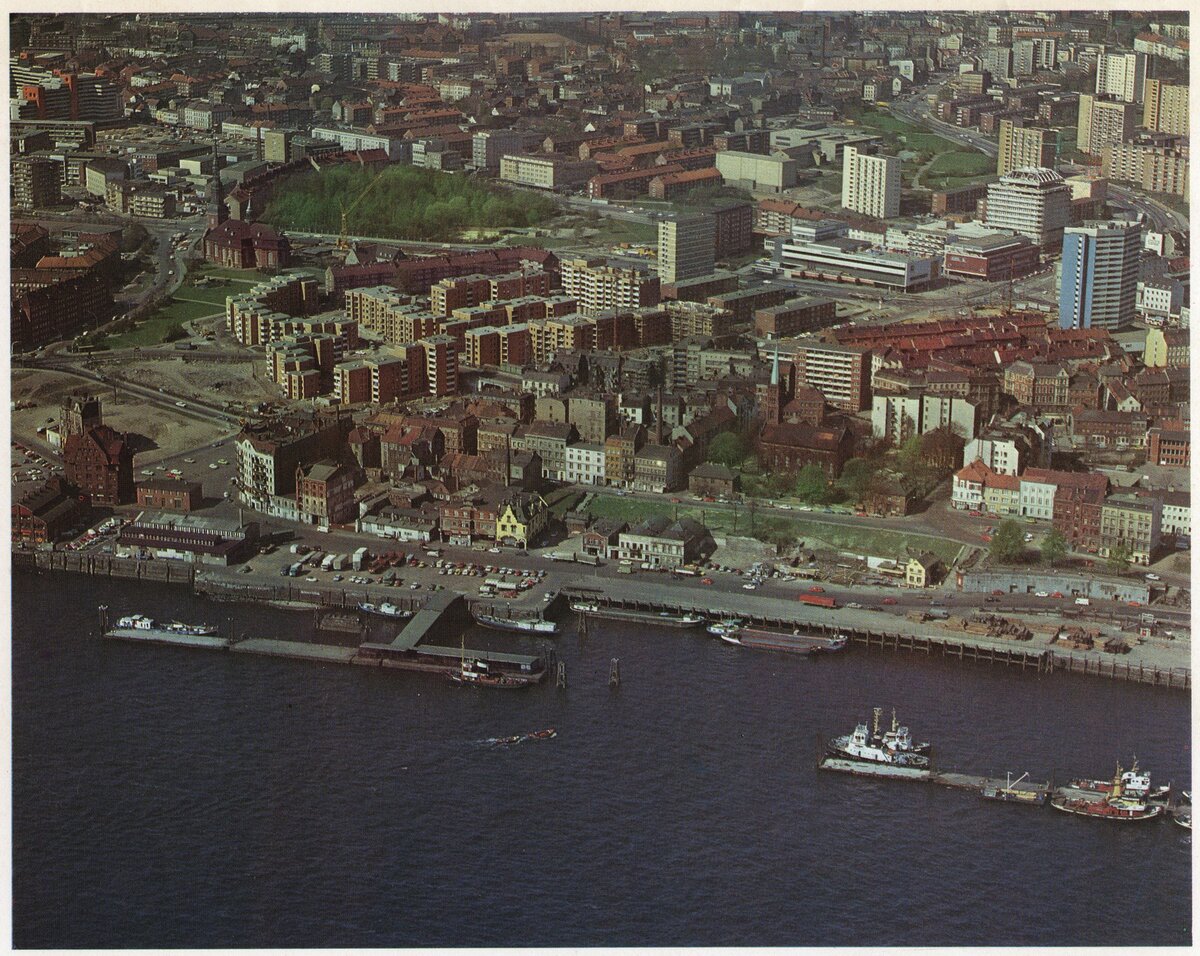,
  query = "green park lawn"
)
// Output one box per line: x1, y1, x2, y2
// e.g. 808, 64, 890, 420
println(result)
101, 297, 224, 348
922, 150, 997, 189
